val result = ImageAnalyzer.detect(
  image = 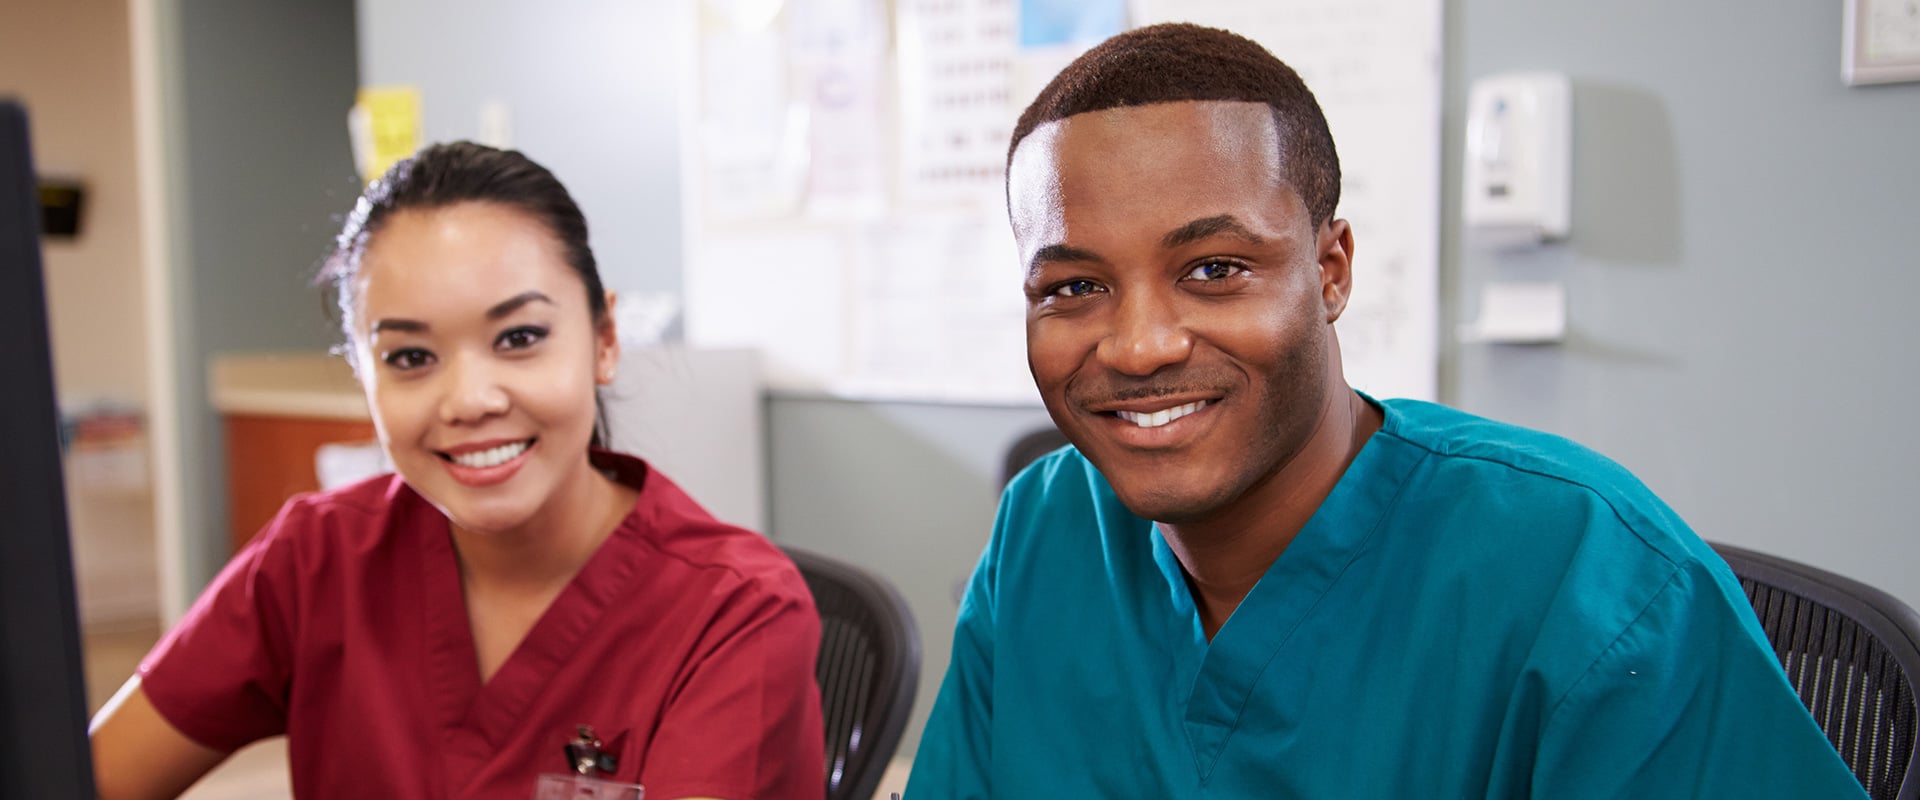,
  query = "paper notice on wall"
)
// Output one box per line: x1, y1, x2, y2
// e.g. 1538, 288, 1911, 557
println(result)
791, 0, 894, 219
682, 0, 1441, 404
839, 216, 1037, 403
349, 86, 422, 184
895, 0, 1020, 210
1134, 0, 1442, 400
693, 24, 809, 221
683, 228, 852, 391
